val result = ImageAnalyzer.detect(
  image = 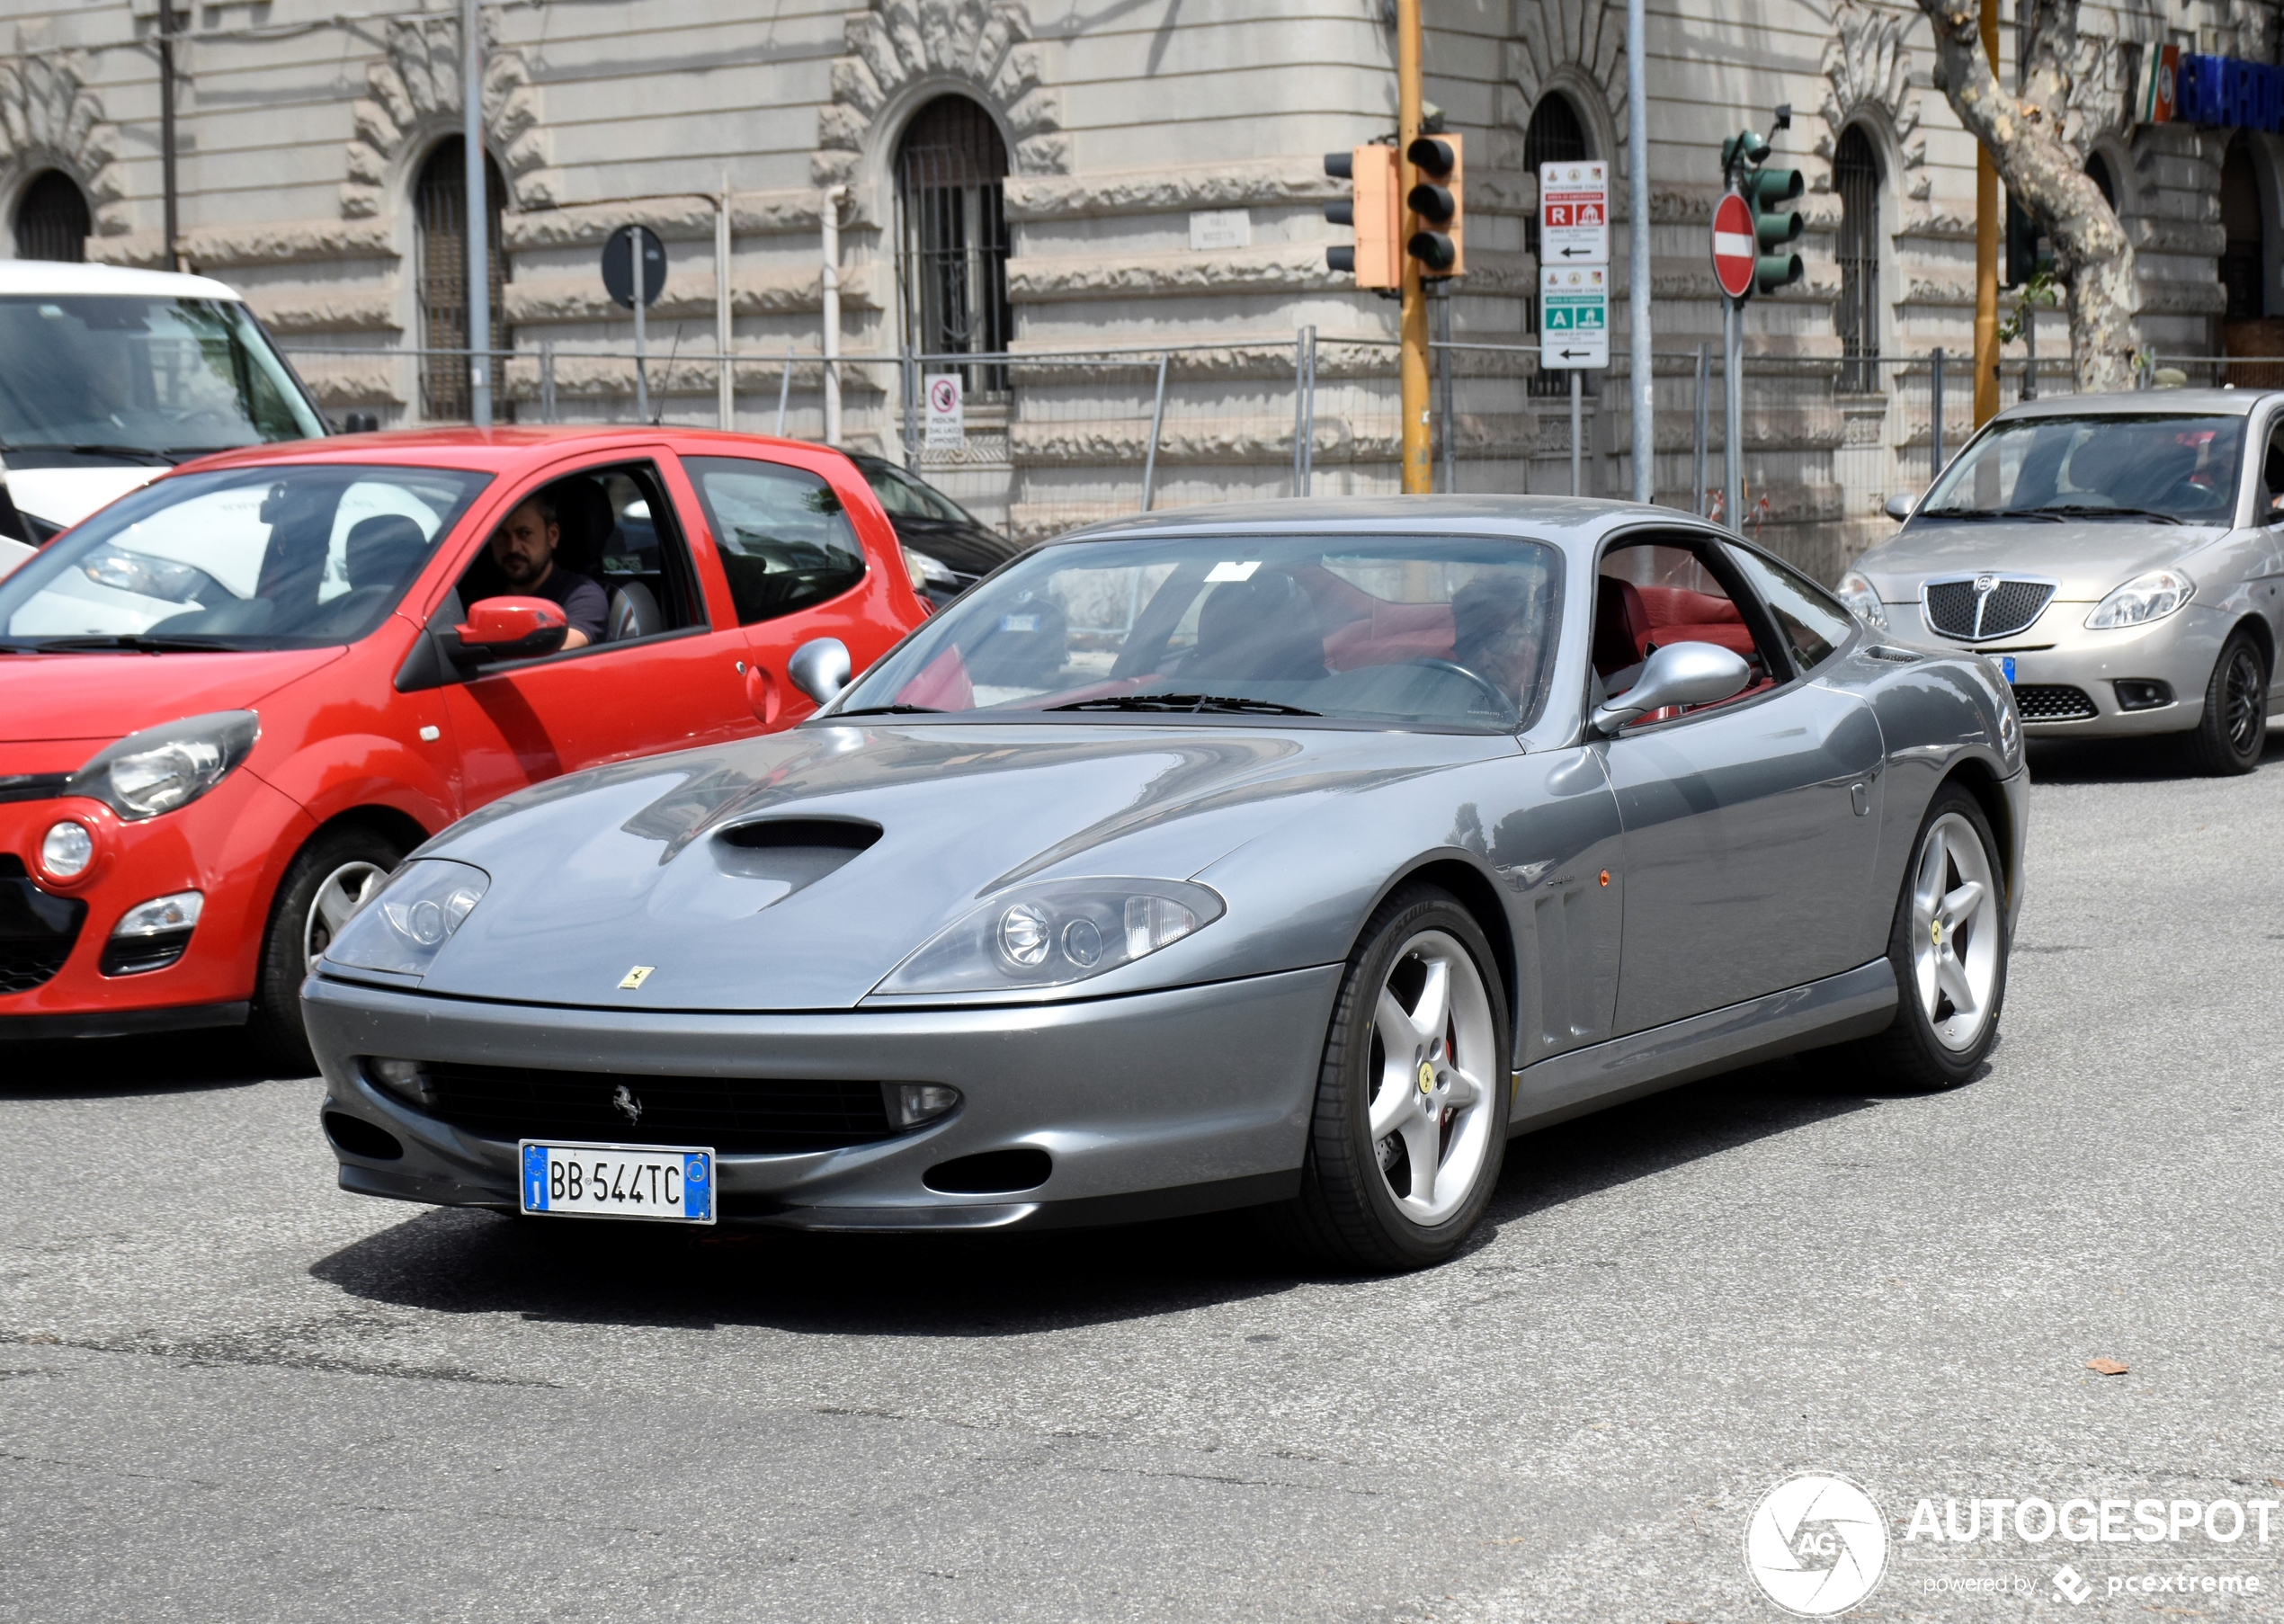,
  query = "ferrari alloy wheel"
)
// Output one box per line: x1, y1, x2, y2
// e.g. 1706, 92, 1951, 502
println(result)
248, 825, 405, 1075
1281, 885, 1511, 1271
2185, 629, 2268, 777
1844, 786, 2008, 1090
